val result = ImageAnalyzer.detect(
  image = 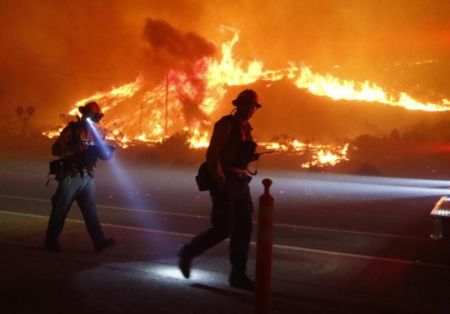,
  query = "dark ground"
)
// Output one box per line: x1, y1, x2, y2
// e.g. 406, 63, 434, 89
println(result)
1, 154, 450, 314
